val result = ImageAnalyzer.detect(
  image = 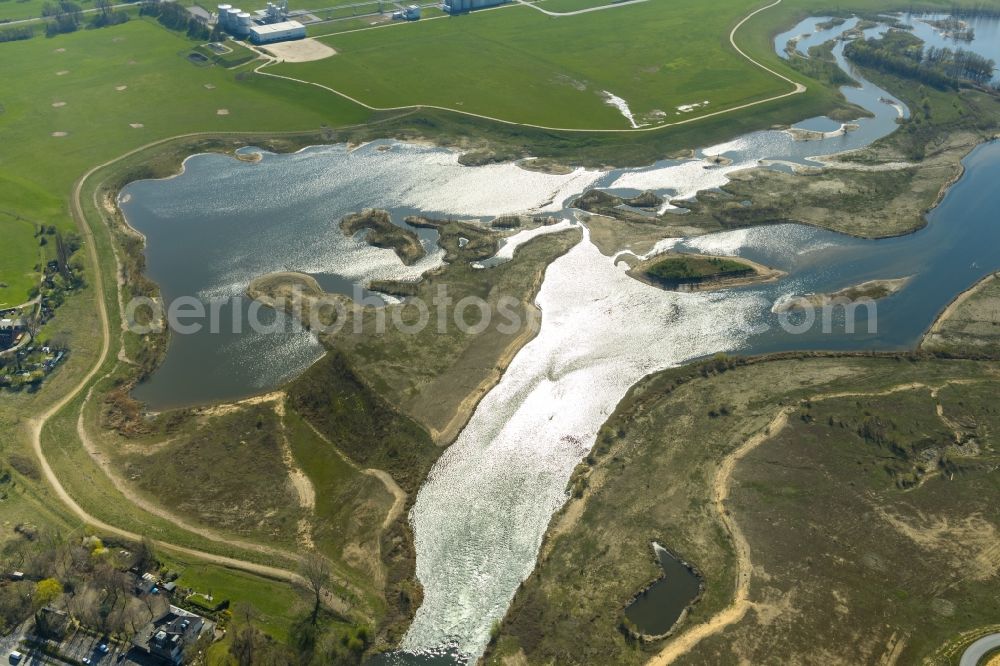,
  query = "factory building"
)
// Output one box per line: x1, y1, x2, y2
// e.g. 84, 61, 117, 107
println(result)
249, 20, 306, 44
217, 0, 300, 41
256, 0, 289, 25
443, 0, 508, 12
392, 4, 421, 19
